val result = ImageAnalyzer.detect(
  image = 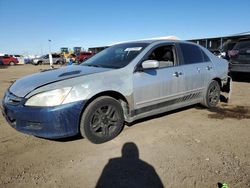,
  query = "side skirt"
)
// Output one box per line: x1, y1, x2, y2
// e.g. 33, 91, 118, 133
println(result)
126, 92, 203, 123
